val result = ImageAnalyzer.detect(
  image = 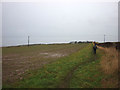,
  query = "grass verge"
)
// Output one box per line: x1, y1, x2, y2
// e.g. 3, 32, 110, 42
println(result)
69, 46, 104, 88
